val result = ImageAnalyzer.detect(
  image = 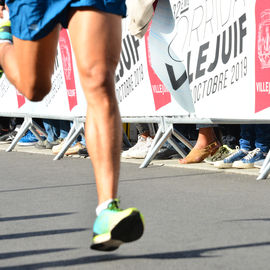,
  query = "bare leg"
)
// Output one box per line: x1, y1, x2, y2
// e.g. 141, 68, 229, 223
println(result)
193, 127, 220, 149
0, 26, 60, 100
68, 9, 122, 204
